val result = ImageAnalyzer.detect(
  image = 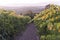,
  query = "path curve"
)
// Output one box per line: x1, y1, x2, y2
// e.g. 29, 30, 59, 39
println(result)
14, 23, 39, 40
